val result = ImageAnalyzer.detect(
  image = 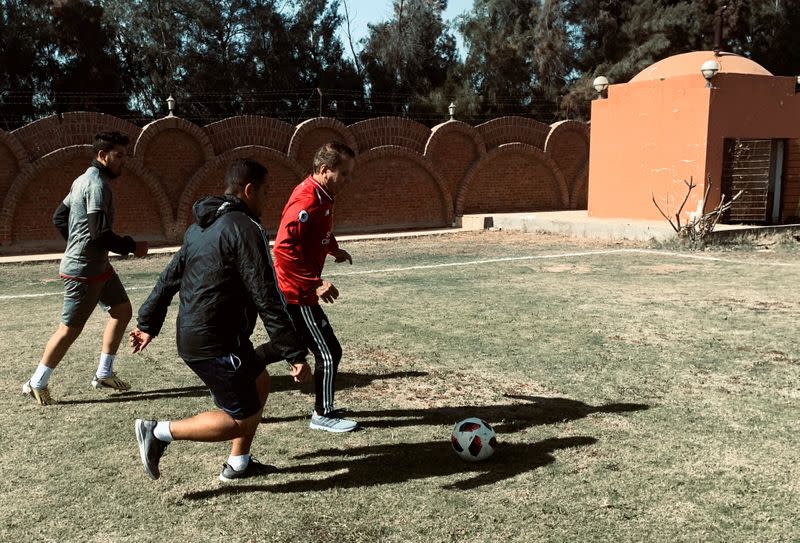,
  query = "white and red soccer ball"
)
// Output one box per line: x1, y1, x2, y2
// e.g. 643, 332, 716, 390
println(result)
450, 417, 497, 462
